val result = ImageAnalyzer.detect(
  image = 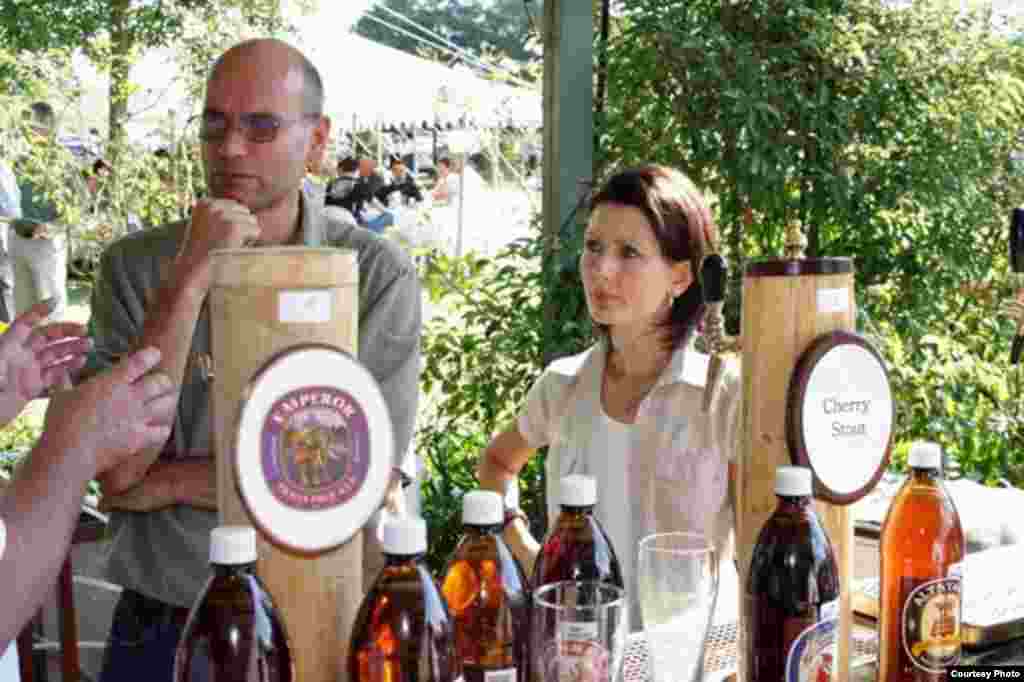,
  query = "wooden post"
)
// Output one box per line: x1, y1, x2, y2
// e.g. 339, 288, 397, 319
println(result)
209, 247, 360, 682
737, 260, 855, 682
541, 0, 593, 243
